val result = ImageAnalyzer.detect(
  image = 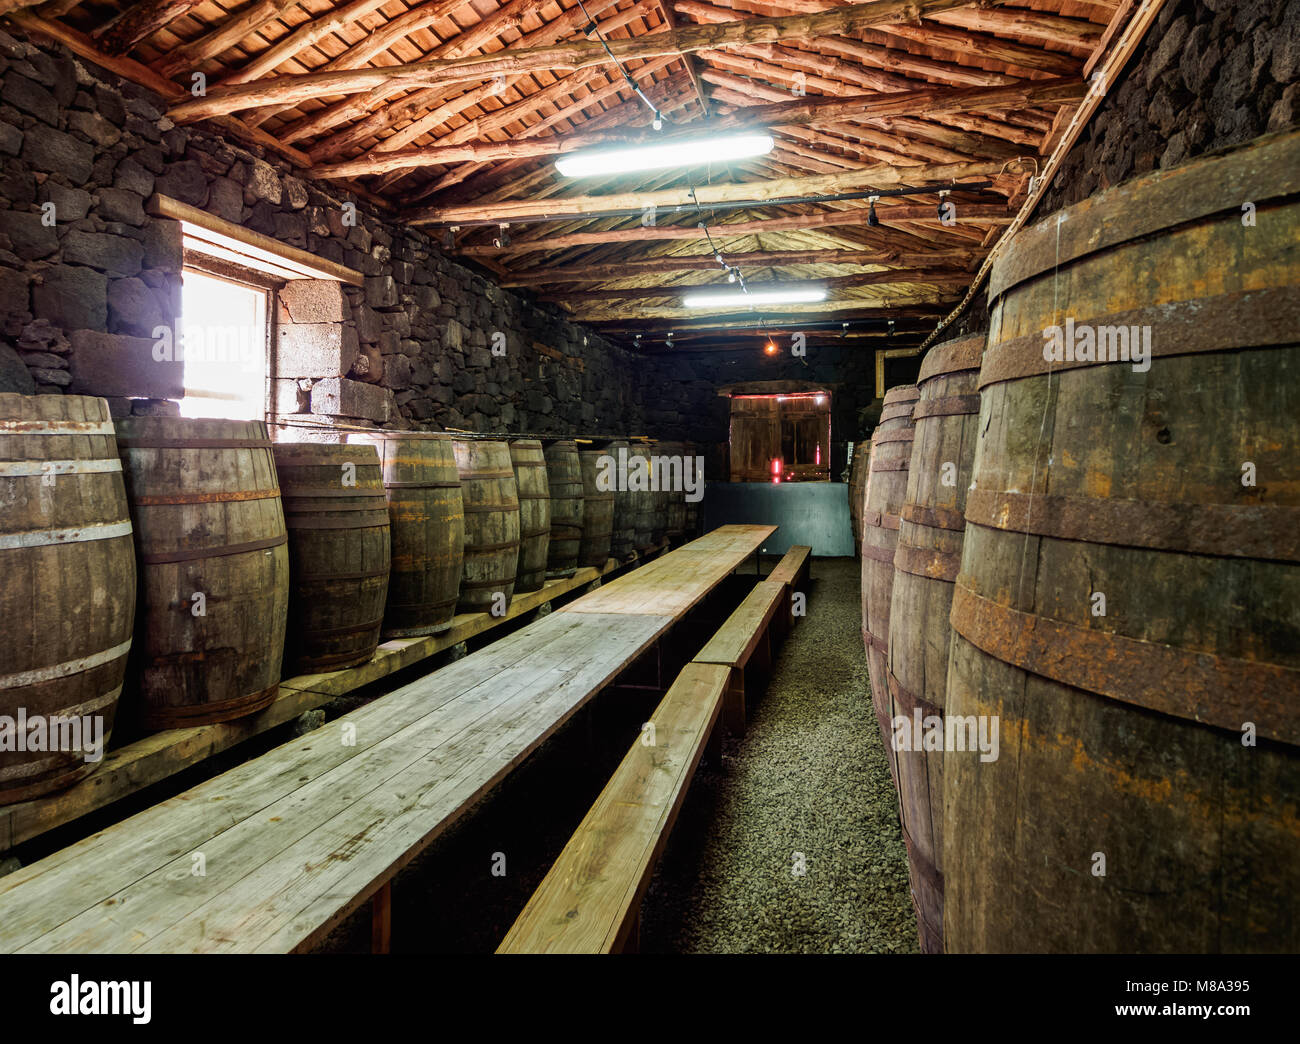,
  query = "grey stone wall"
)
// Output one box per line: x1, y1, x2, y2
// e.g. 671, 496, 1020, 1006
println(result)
0, 28, 645, 436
